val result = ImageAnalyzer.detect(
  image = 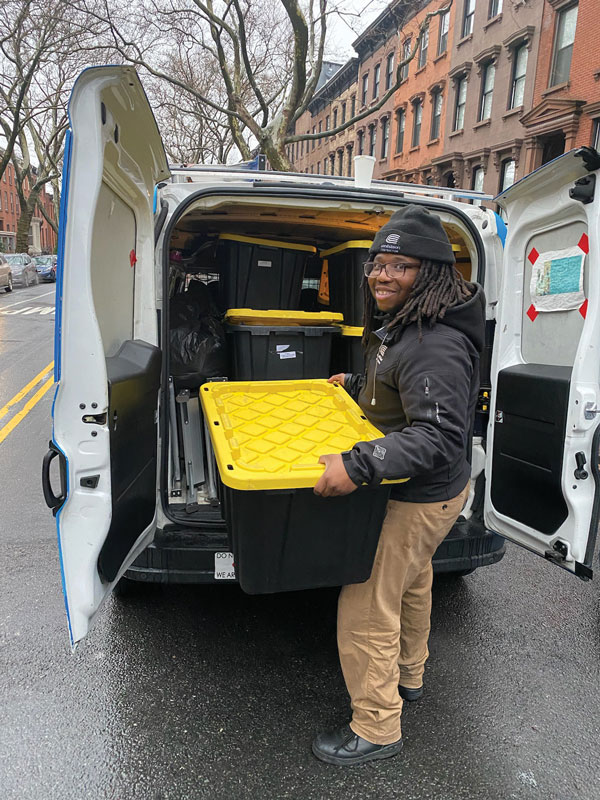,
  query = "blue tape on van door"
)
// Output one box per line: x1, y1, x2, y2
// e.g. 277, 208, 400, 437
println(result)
494, 211, 507, 248
51, 128, 74, 644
